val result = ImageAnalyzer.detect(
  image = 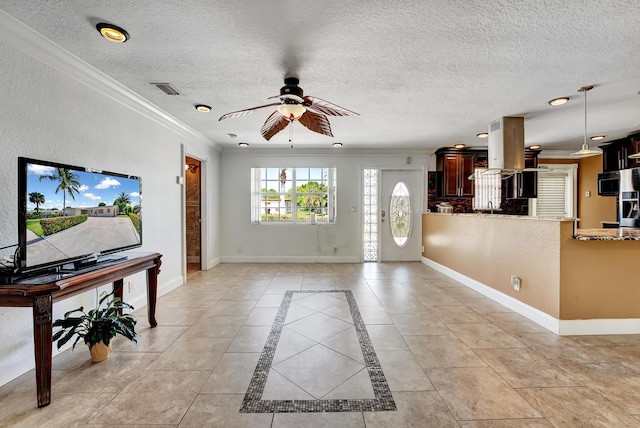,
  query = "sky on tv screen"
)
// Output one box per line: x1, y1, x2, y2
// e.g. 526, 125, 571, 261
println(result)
26, 163, 140, 210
